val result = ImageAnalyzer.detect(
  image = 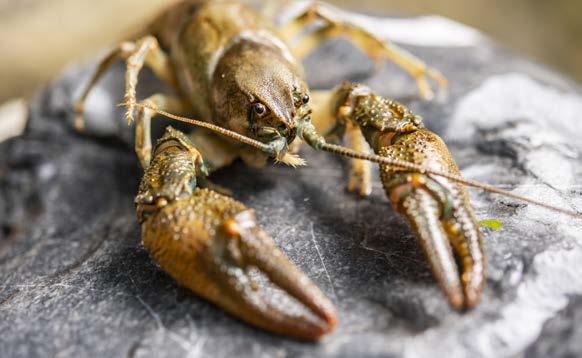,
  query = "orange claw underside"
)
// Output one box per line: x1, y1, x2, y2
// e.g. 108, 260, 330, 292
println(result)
140, 189, 337, 340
